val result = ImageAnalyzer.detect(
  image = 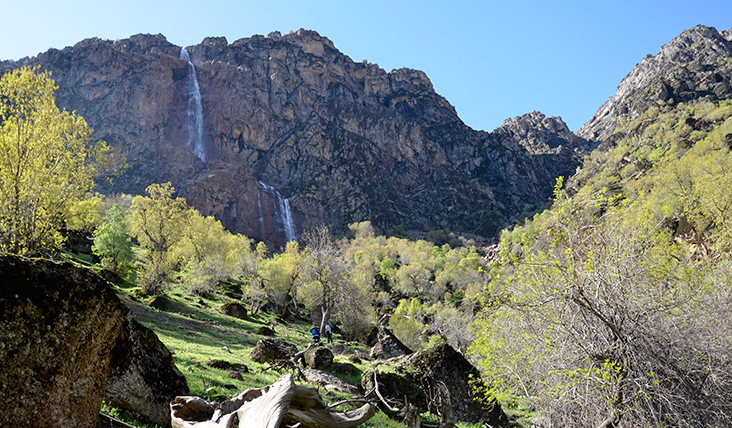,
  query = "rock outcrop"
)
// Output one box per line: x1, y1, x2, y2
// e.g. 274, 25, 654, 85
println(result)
404, 343, 508, 425
219, 302, 248, 319
580, 25, 732, 142
0, 30, 591, 246
303, 346, 334, 369
106, 313, 191, 427
0, 255, 125, 428
0, 255, 189, 428
363, 343, 510, 426
250, 338, 298, 363
370, 327, 413, 359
